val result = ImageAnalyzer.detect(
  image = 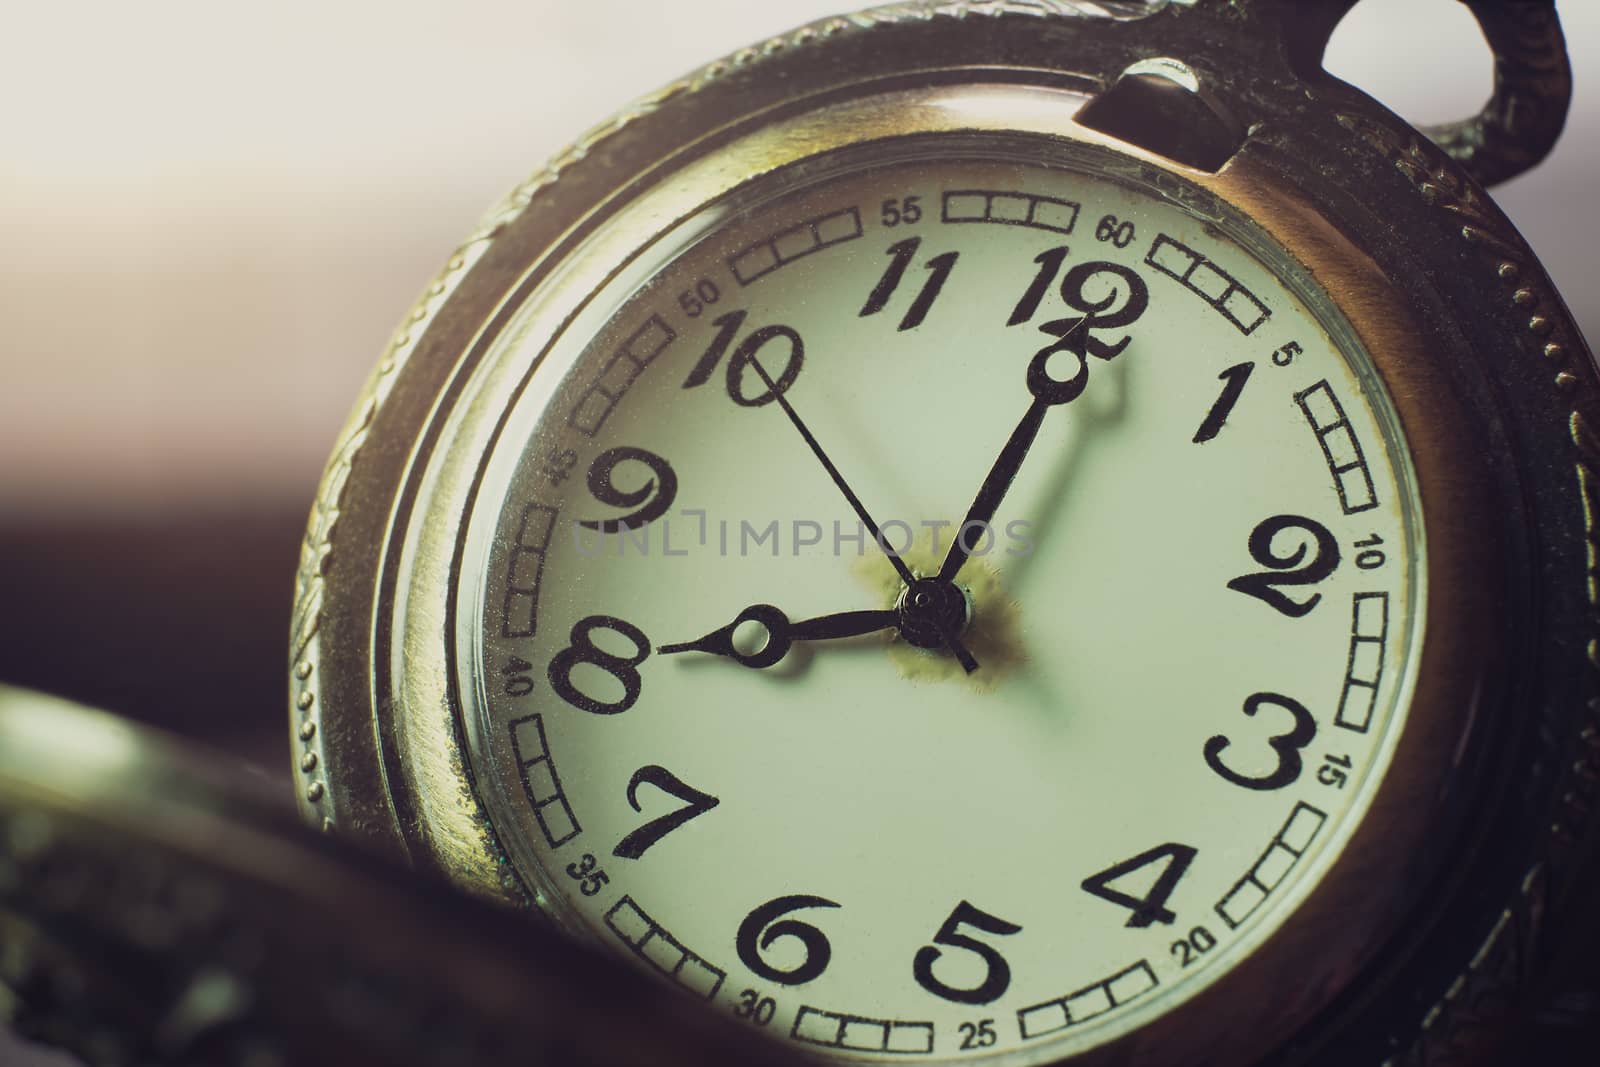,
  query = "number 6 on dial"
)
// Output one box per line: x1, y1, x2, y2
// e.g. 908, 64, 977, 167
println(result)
736, 895, 841, 986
